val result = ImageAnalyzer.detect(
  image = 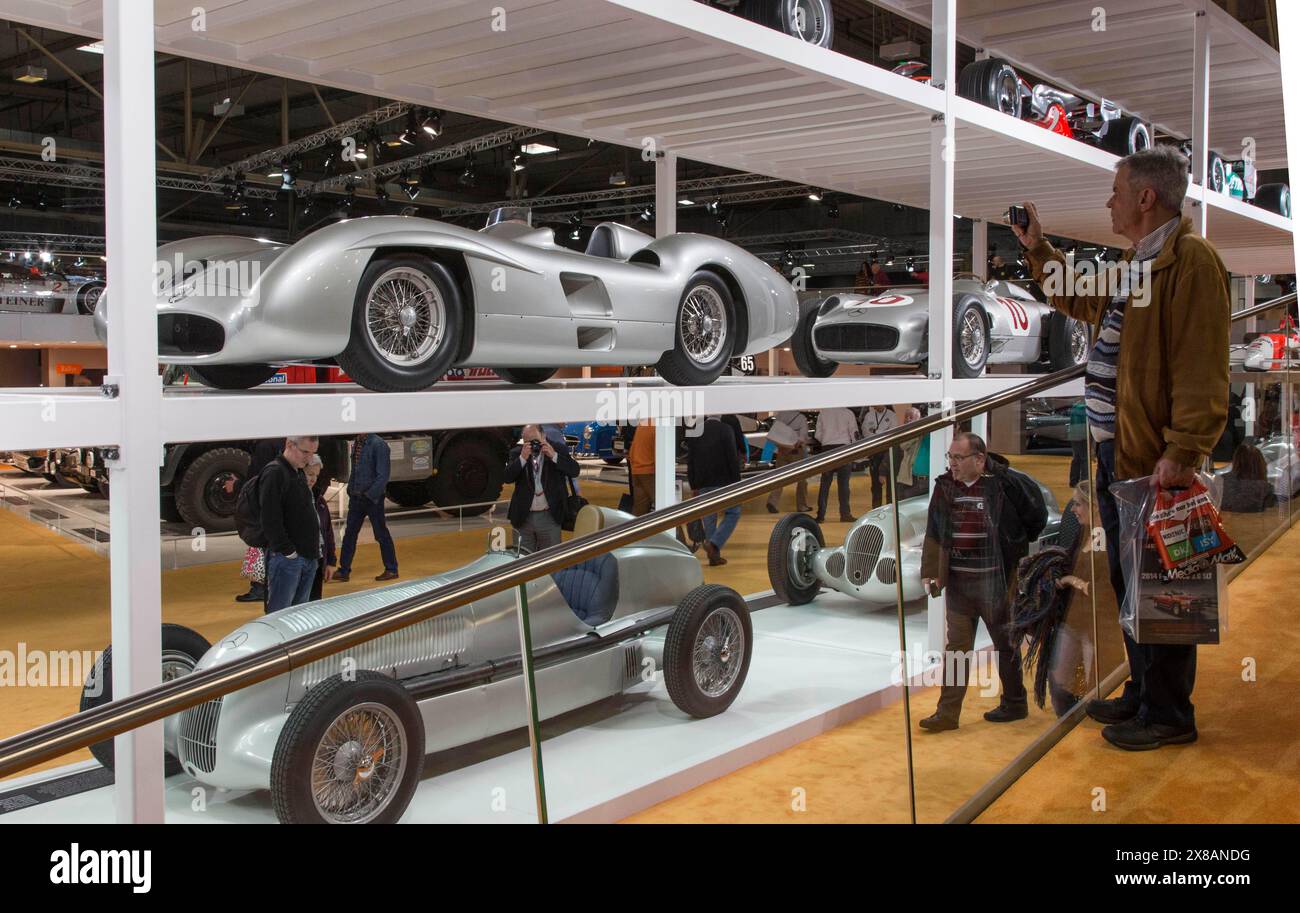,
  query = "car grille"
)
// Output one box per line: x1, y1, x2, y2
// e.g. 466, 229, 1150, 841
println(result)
177, 698, 223, 774
824, 551, 845, 579
875, 557, 897, 585
814, 323, 899, 352
845, 525, 884, 585
158, 314, 224, 356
